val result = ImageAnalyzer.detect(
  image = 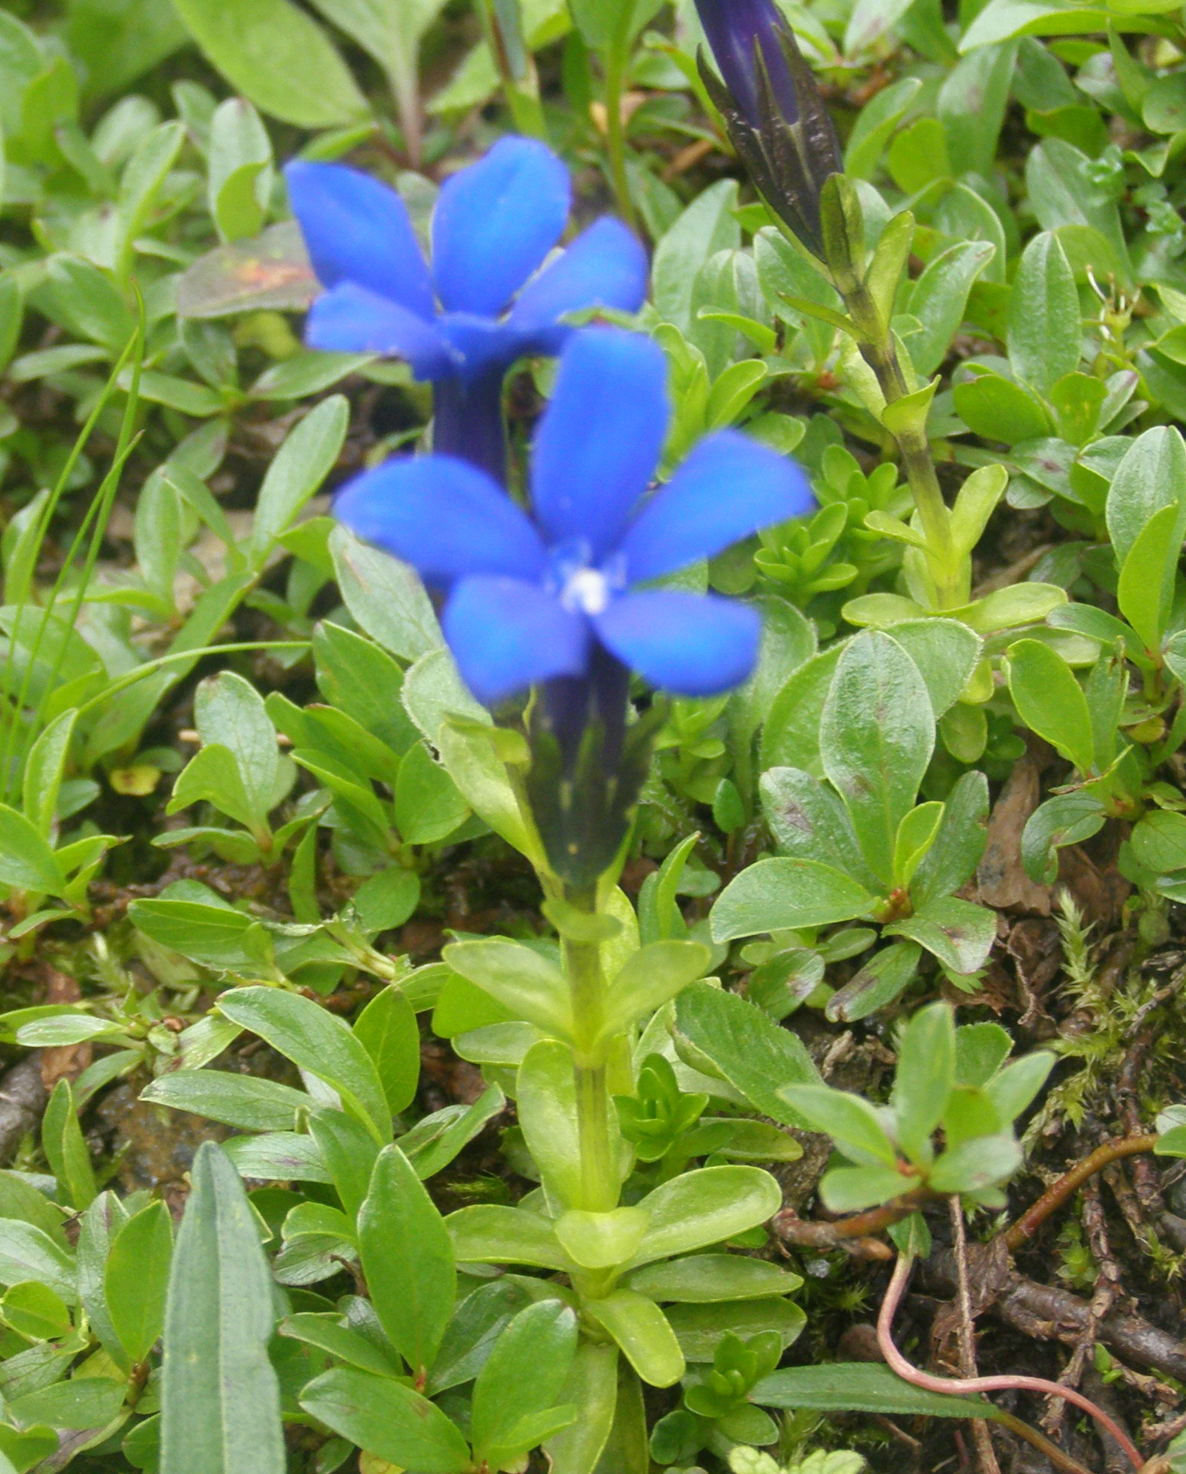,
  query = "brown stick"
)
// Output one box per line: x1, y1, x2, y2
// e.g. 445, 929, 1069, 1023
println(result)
949, 1198, 1003, 1474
